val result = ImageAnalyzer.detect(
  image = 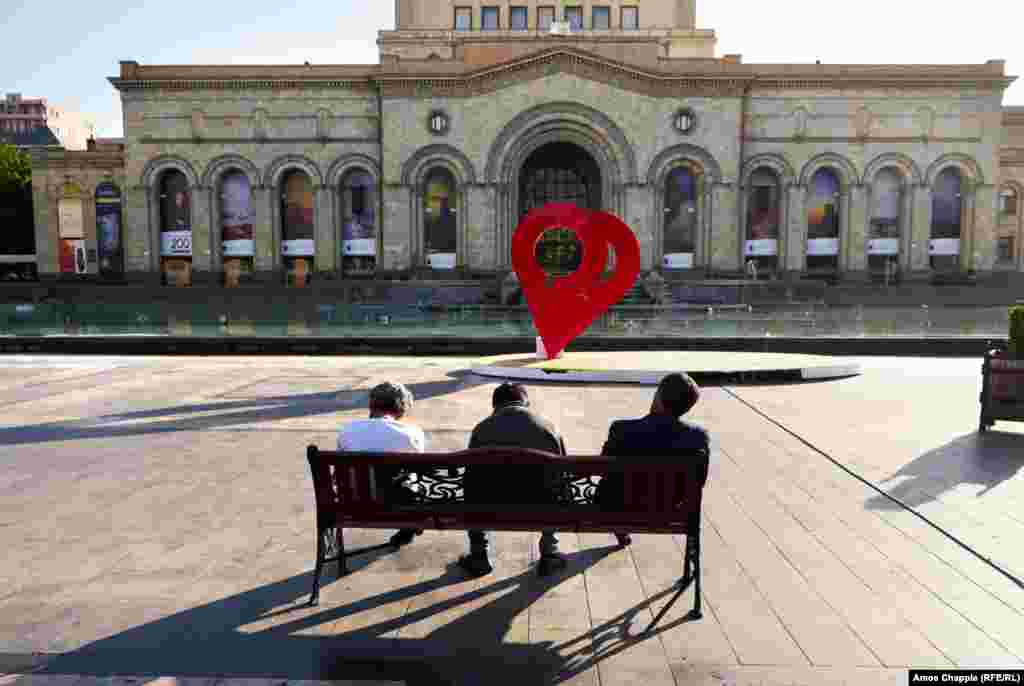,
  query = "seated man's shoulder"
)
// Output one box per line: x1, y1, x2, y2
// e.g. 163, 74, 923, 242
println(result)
680, 419, 710, 446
